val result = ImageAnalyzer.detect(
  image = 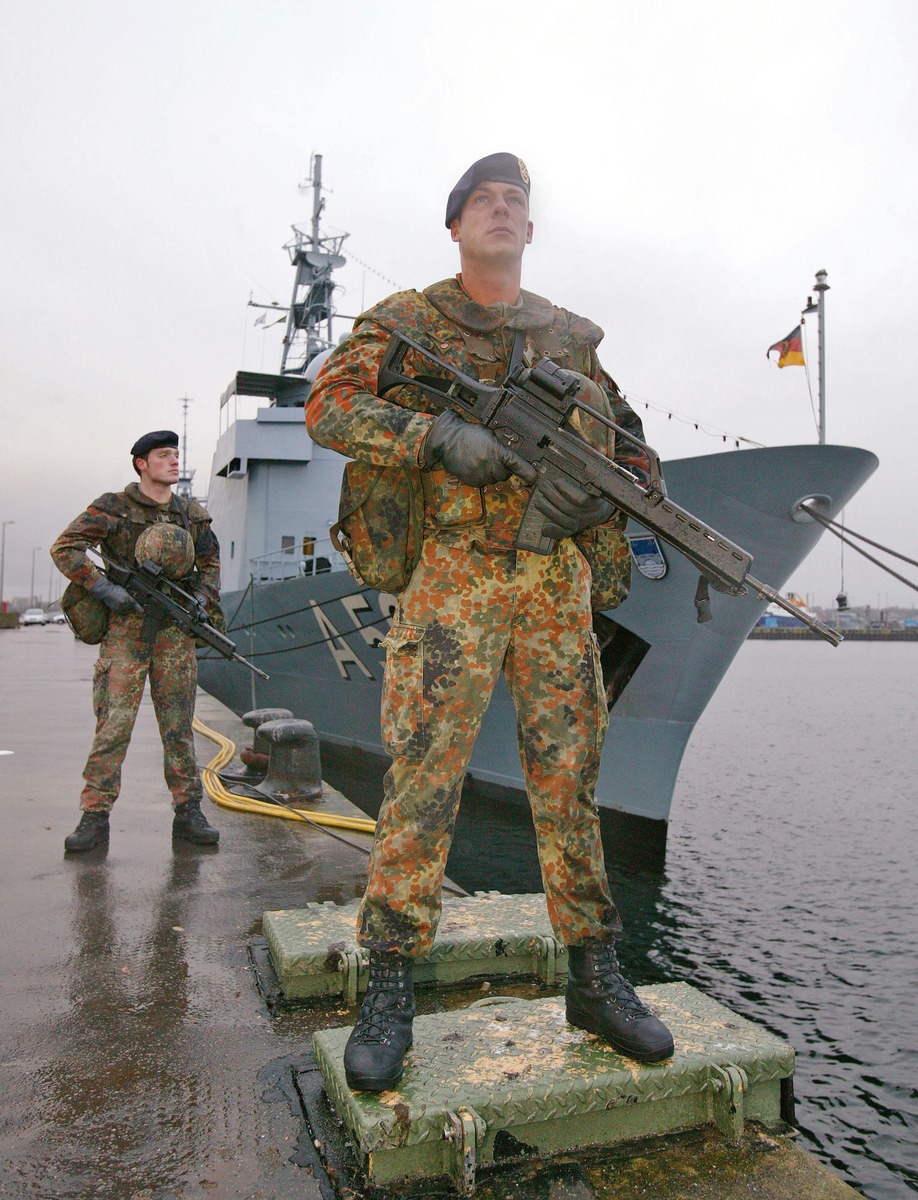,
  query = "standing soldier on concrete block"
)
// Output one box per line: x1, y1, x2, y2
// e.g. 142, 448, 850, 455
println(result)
51, 430, 221, 852
305, 153, 675, 1092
